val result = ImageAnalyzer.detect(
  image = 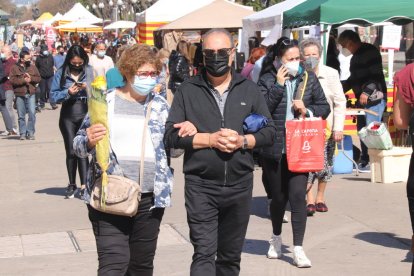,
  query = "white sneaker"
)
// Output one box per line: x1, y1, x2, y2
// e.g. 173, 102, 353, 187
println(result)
283, 214, 289, 223
293, 246, 312, 268
267, 234, 282, 259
